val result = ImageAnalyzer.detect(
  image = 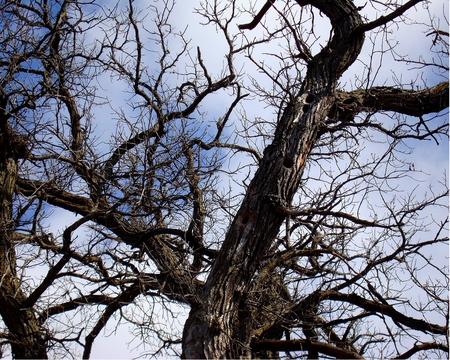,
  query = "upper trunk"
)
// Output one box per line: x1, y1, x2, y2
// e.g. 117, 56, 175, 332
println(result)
182, 0, 365, 358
